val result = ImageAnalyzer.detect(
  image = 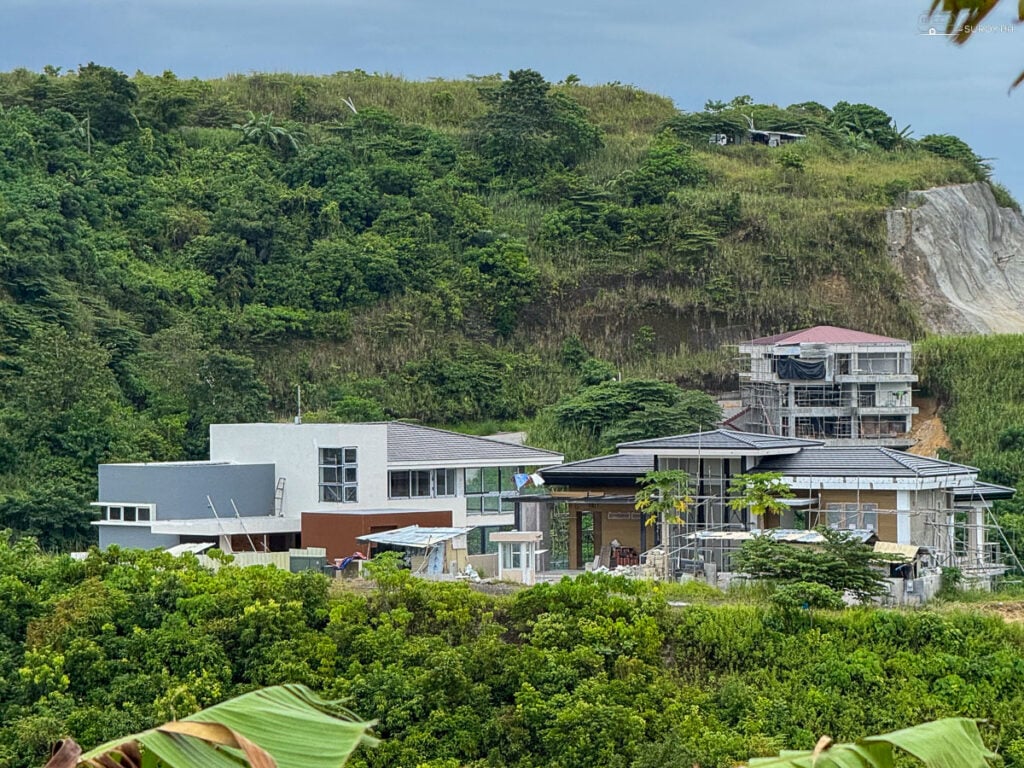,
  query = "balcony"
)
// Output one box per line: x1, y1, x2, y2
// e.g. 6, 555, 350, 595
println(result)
856, 405, 918, 416
835, 372, 918, 384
